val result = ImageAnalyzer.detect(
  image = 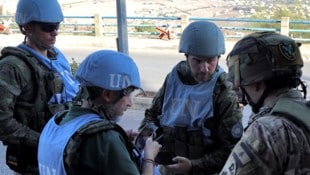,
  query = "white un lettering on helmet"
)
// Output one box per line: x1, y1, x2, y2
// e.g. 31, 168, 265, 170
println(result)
109, 74, 131, 89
